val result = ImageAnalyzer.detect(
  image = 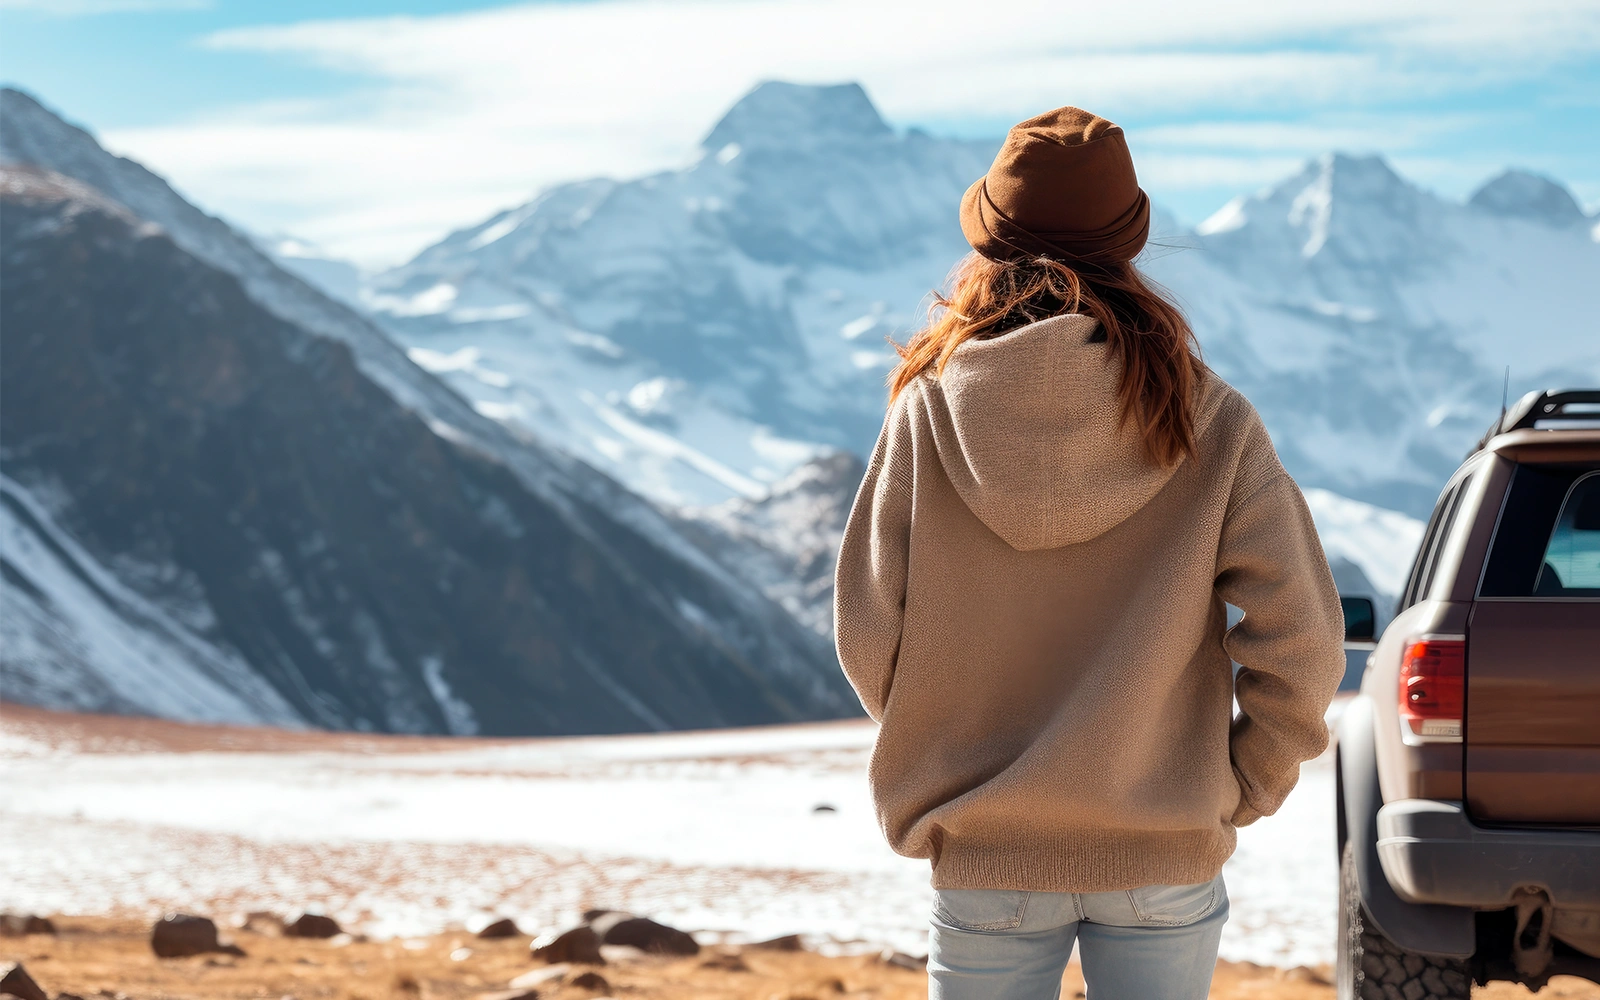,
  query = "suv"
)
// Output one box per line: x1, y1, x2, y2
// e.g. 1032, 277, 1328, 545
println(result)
1335, 389, 1600, 999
